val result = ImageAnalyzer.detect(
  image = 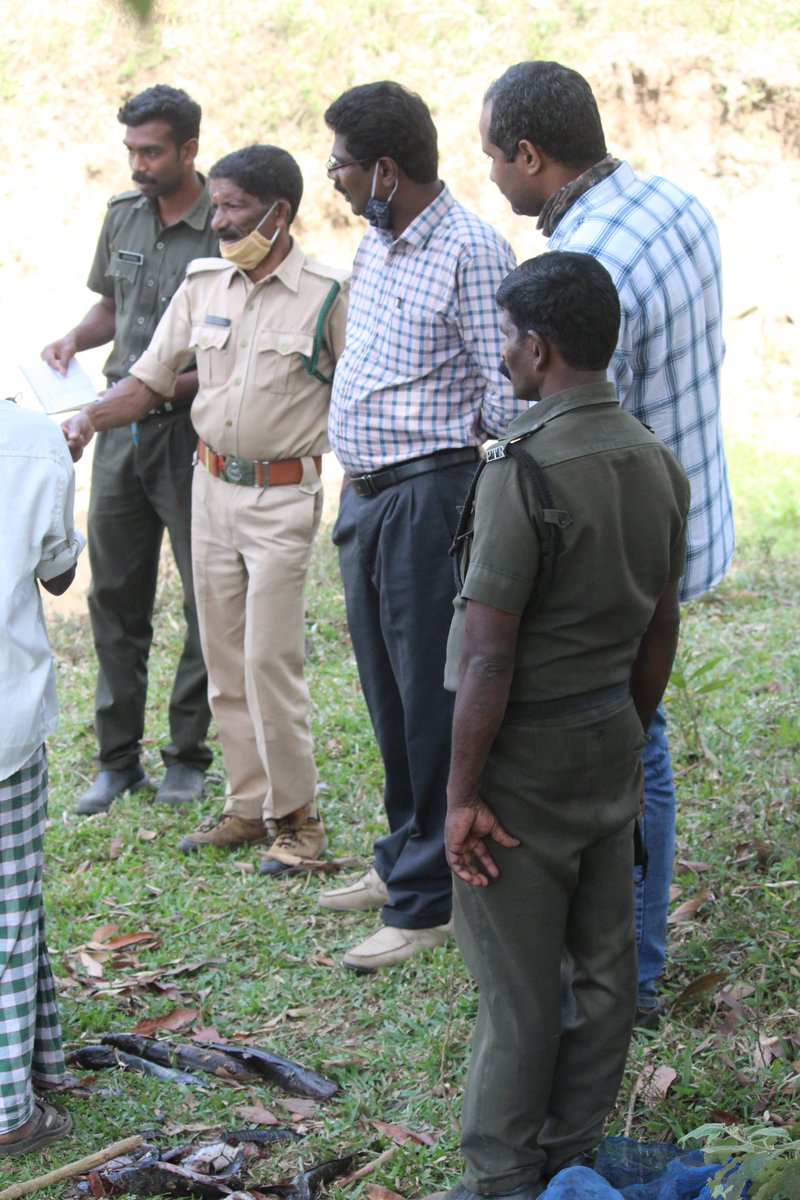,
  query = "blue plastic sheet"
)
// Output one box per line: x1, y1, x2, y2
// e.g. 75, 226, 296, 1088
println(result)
543, 1137, 719, 1199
